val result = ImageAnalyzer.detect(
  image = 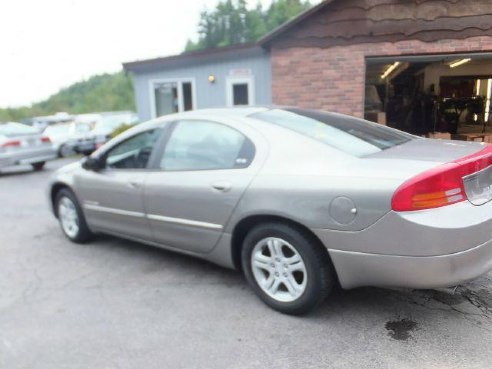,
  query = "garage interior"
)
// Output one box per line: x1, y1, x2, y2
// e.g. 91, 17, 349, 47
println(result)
365, 54, 492, 142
